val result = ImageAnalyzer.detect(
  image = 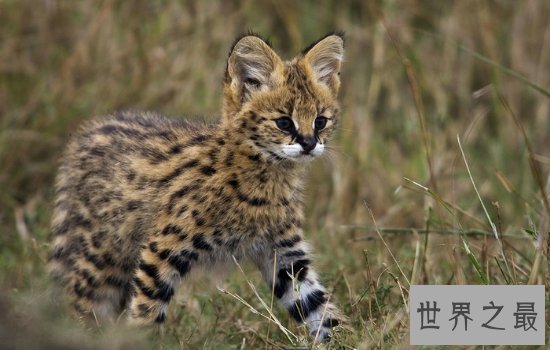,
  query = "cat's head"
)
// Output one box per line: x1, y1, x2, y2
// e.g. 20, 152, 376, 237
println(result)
222, 32, 344, 162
